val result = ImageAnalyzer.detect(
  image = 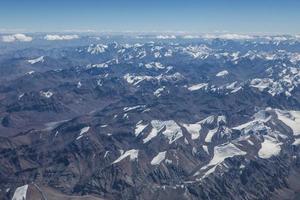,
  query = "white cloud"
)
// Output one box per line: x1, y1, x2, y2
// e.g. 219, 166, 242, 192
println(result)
2, 35, 15, 42
2, 34, 32, 42
156, 35, 176, 39
272, 36, 288, 41
221, 34, 254, 40
182, 35, 200, 39
44, 34, 79, 41
203, 33, 254, 40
